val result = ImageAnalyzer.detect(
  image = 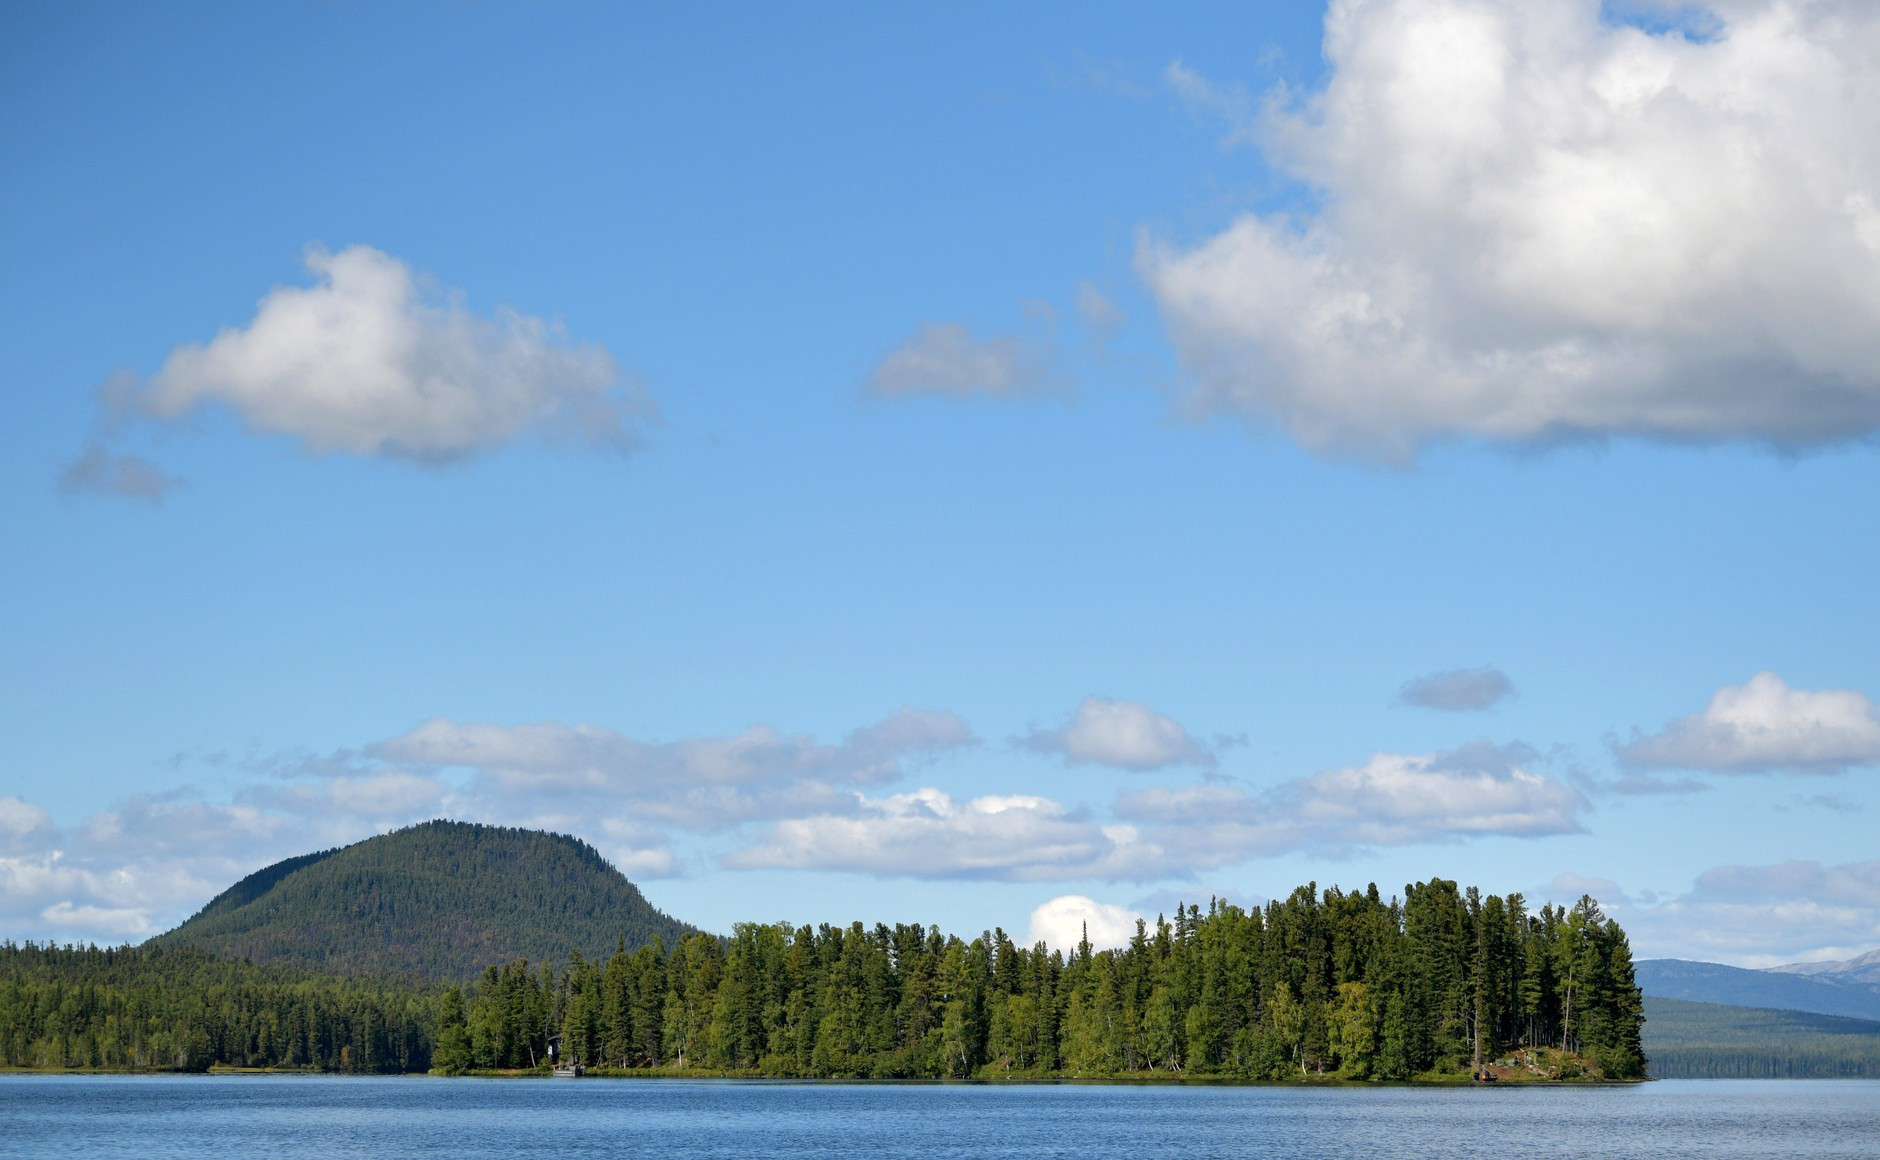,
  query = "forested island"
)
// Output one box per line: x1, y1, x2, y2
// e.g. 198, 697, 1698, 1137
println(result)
438, 881, 1644, 1081
1, 879, 1644, 1081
